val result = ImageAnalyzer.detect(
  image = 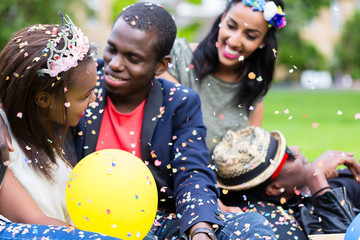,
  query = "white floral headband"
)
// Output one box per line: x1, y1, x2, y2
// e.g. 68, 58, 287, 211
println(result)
37, 12, 90, 77
239, 0, 286, 29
